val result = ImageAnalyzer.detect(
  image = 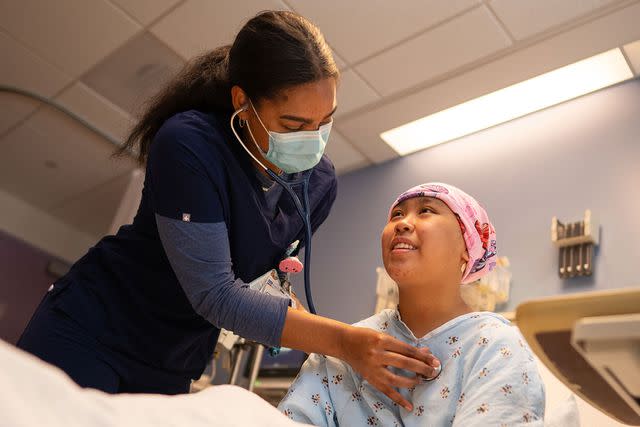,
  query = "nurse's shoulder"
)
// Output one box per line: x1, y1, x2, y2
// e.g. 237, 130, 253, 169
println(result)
150, 110, 225, 157
147, 110, 231, 181
314, 153, 337, 179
